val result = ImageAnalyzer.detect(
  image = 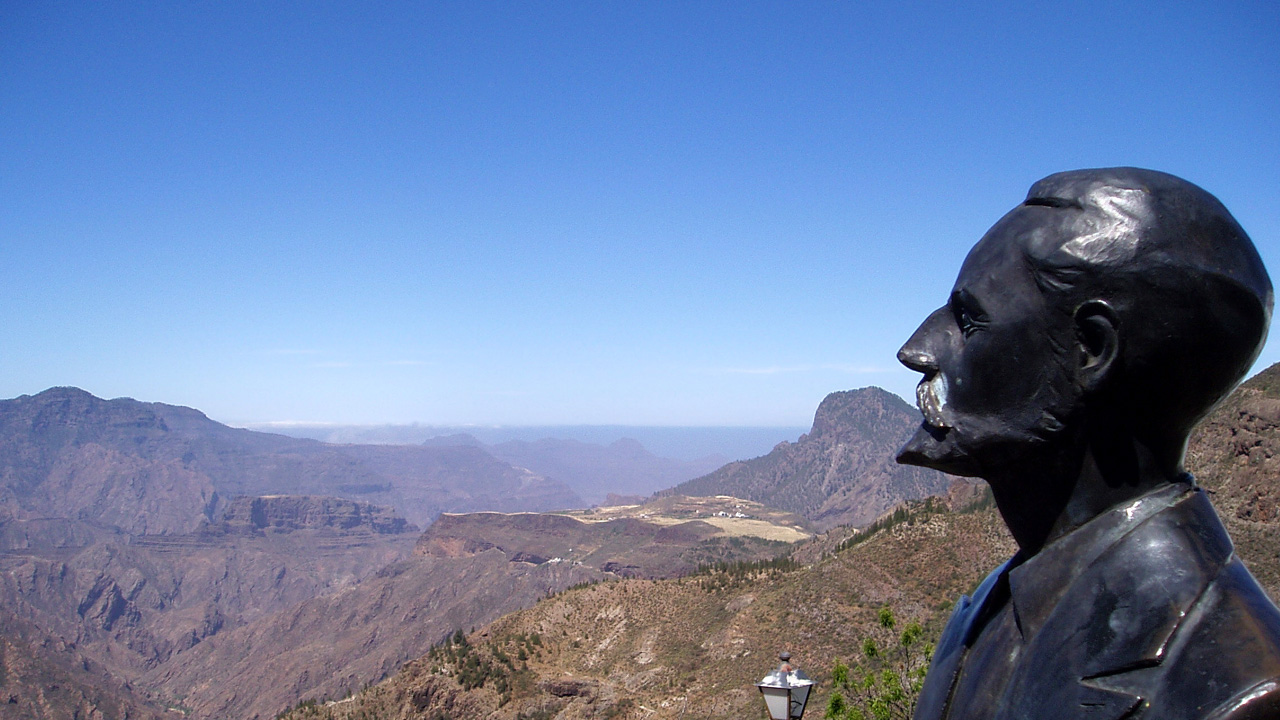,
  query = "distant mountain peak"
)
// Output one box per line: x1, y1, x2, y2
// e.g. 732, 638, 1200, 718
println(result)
607, 437, 646, 451
34, 385, 99, 399
808, 386, 914, 441
669, 386, 950, 530
421, 433, 483, 448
